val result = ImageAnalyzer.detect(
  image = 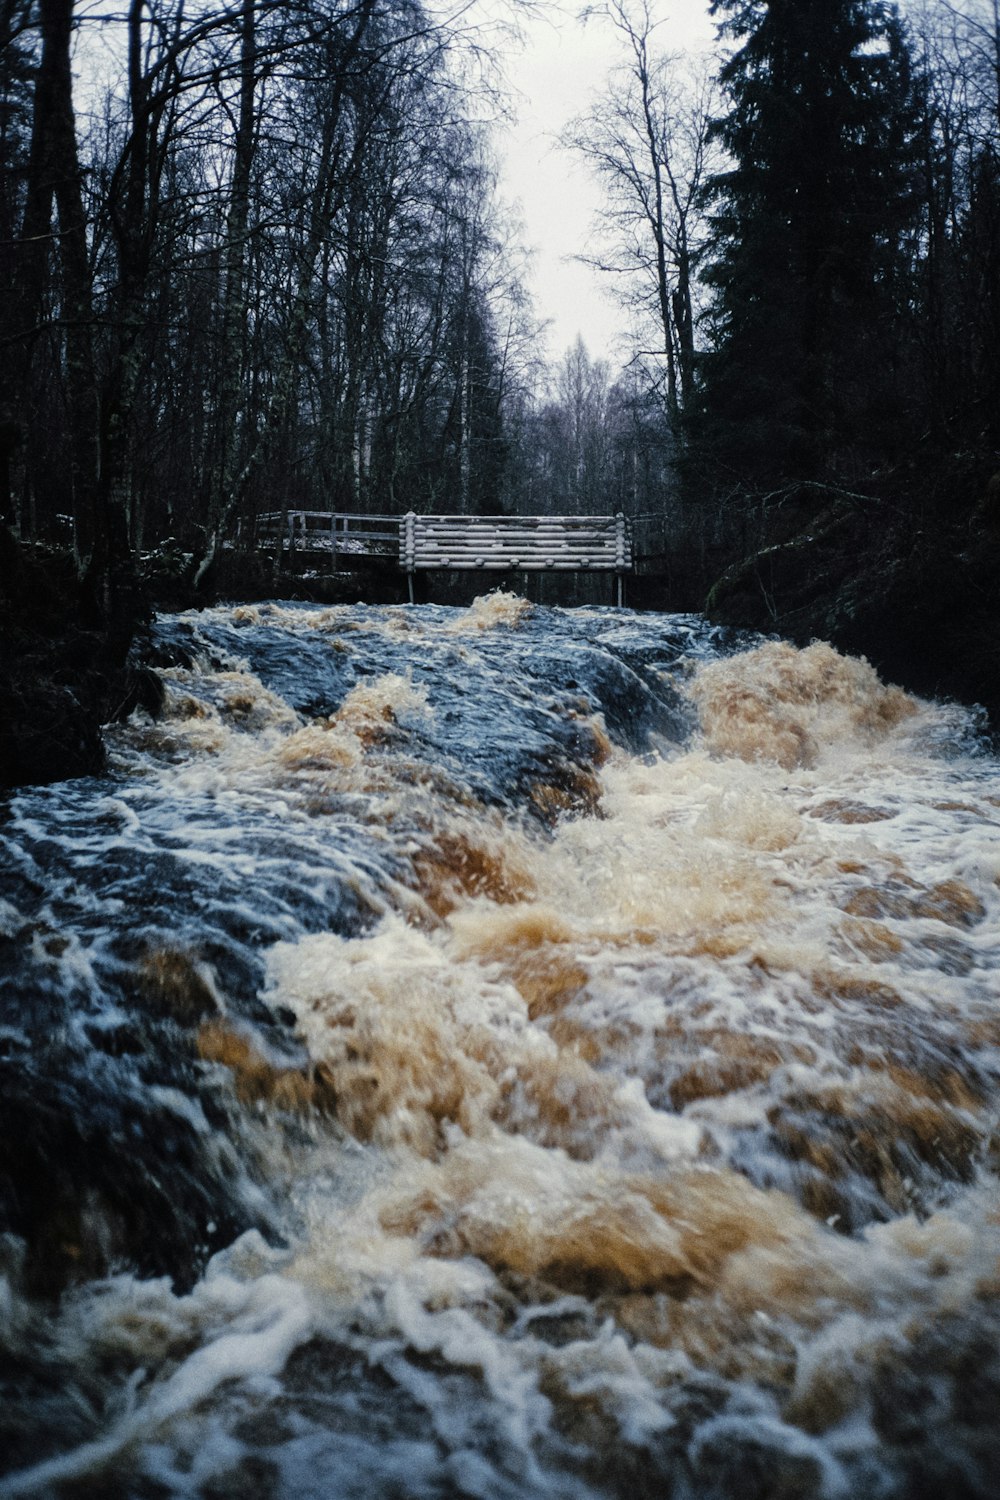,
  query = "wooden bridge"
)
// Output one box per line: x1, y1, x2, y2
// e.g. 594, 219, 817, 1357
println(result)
256, 511, 635, 603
